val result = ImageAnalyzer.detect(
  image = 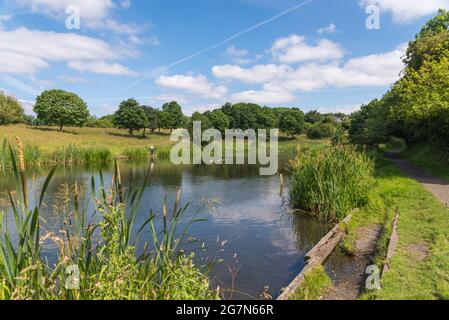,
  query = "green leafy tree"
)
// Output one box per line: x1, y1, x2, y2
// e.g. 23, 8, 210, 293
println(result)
33, 89, 89, 131
405, 9, 449, 71
304, 110, 323, 124
389, 56, 449, 144
306, 123, 336, 140
142, 106, 162, 133
88, 115, 114, 128
113, 99, 149, 136
0, 91, 25, 125
349, 99, 391, 146
161, 101, 184, 133
204, 110, 230, 134
278, 108, 305, 137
